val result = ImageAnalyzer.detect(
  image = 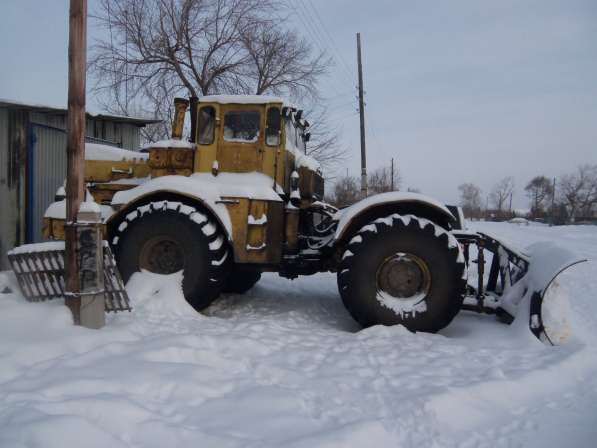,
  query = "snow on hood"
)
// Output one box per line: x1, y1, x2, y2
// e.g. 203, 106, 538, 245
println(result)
142, 139, 195, 150
295, 153, 320, 172
85, 143, 148, 161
